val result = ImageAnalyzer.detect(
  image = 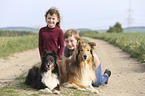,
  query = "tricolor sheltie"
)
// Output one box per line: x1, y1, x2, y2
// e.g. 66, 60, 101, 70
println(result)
58, 40, 99, 94
25, 50, 60, 94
